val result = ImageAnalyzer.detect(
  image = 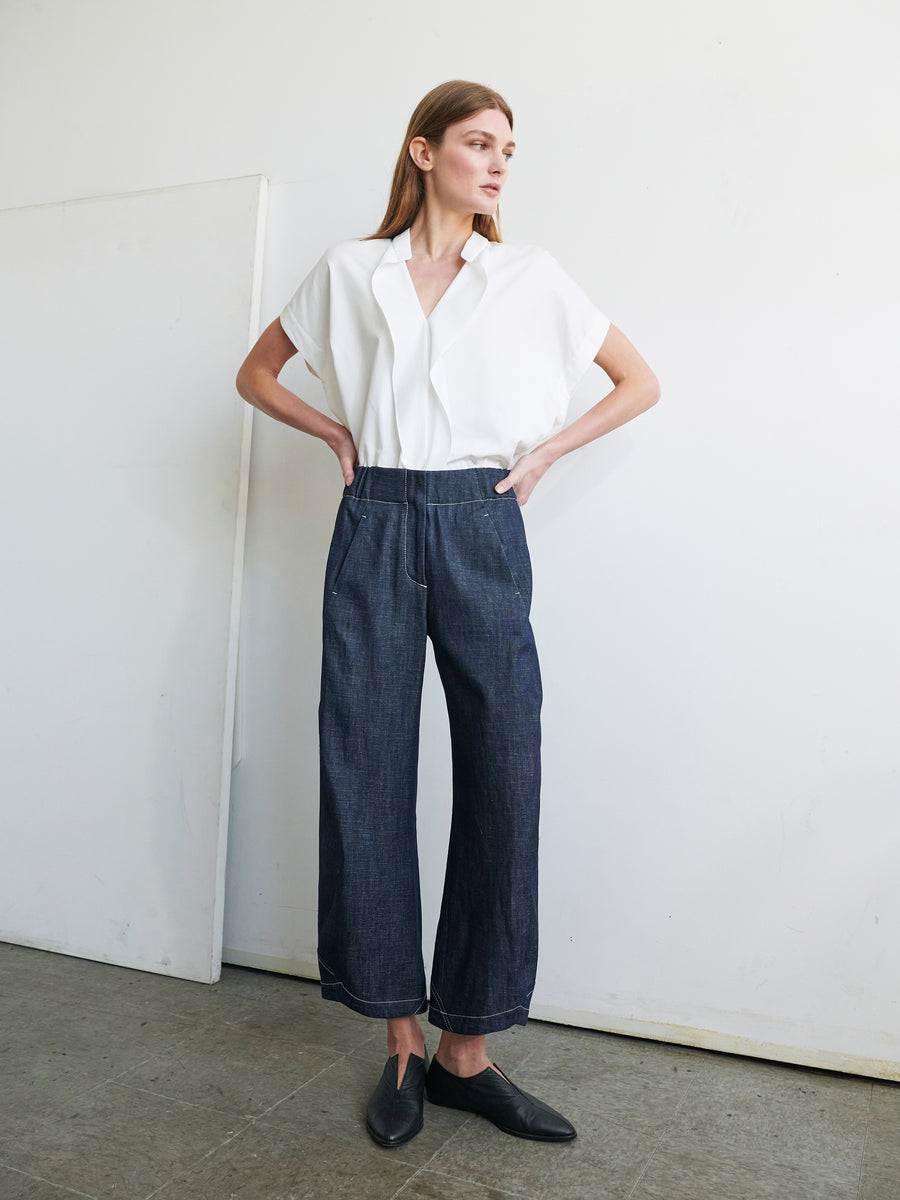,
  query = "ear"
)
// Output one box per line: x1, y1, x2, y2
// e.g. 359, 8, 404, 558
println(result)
408, 136, 434, 173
